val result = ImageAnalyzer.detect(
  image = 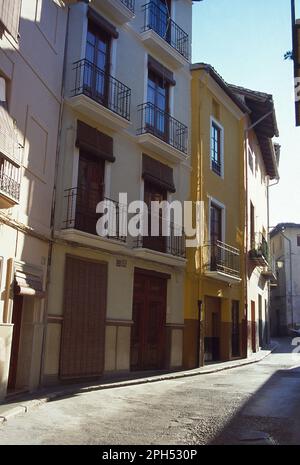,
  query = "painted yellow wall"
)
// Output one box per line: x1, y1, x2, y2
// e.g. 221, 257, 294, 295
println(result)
184, 68, 246, 367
